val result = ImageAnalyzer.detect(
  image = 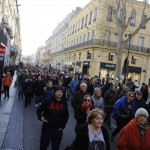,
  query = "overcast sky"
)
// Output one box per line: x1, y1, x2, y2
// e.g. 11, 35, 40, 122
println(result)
18, 0, 90, 56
